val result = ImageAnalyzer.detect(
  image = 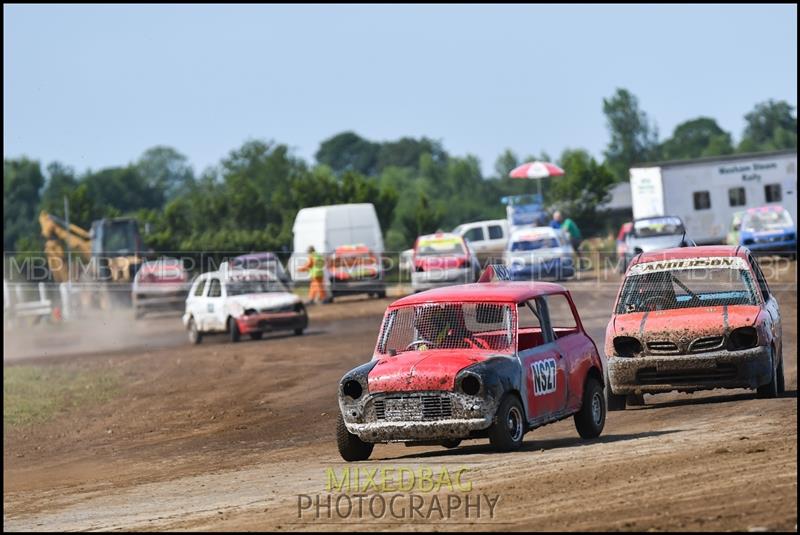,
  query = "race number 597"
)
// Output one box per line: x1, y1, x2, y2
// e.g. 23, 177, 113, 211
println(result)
532, 358, 557, 396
